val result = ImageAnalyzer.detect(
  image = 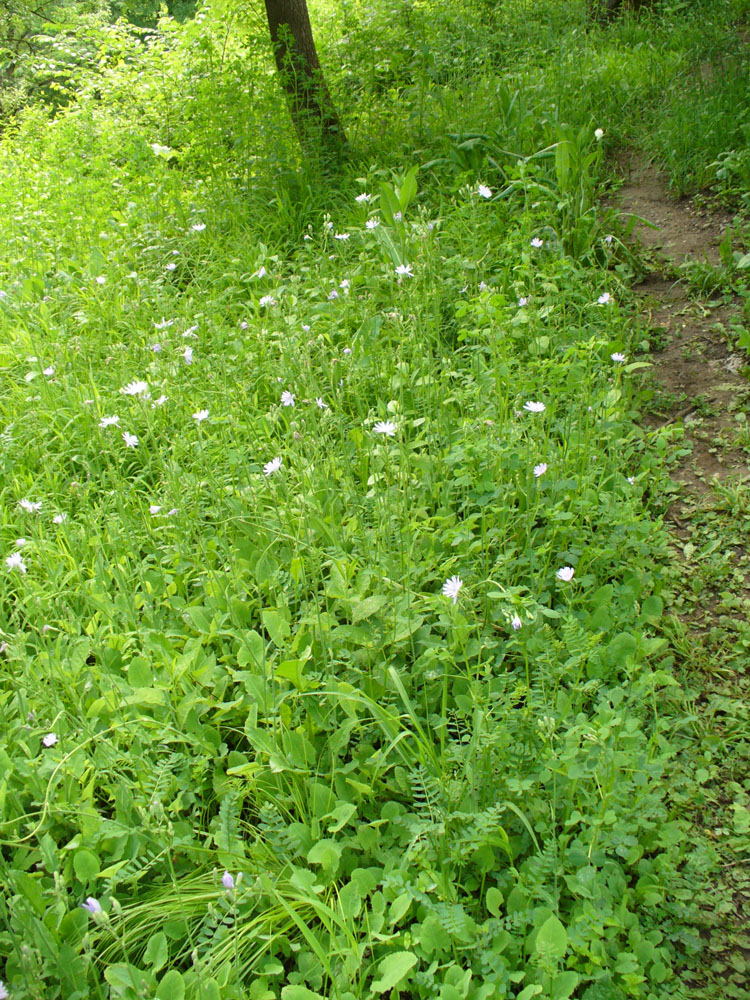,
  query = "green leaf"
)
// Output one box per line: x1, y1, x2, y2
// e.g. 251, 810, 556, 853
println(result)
351, 594, 389, 623
73, 849, 100, 882
262, 608, 290, 648
370, 951, 418, 993
486, 886, 503, 917
551, 971, 579, 1000
155, 969, 185, 1000
307, 838, 342, 875
281, 987, 326, 1000
127, 656, 151, 687
534, 914, 568, 965
144, 931, 168, 971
